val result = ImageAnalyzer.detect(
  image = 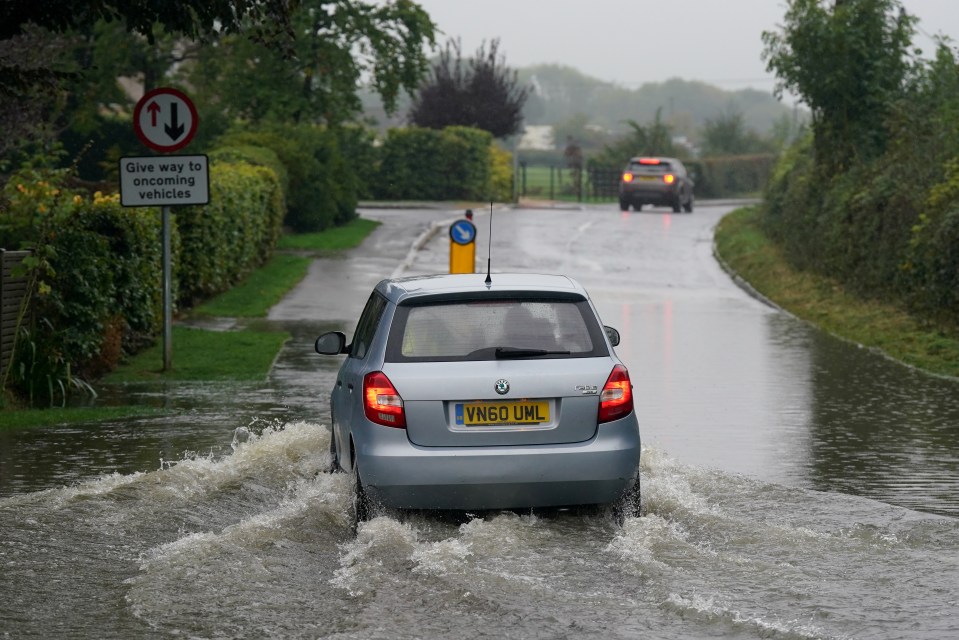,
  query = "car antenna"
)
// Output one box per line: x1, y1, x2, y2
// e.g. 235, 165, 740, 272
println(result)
485, 201, 493, 285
